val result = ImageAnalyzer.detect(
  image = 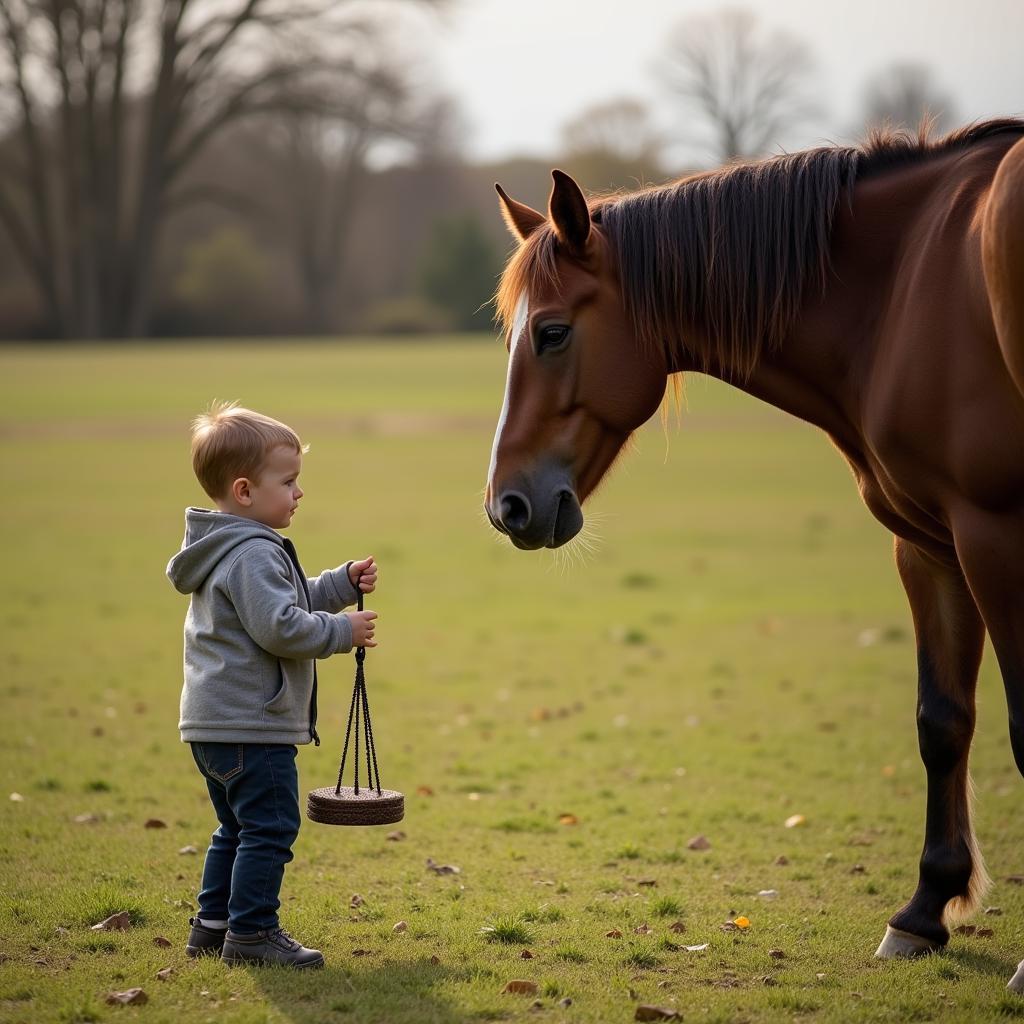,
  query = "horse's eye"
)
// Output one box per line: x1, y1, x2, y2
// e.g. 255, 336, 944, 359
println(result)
536, 325, 570, 354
